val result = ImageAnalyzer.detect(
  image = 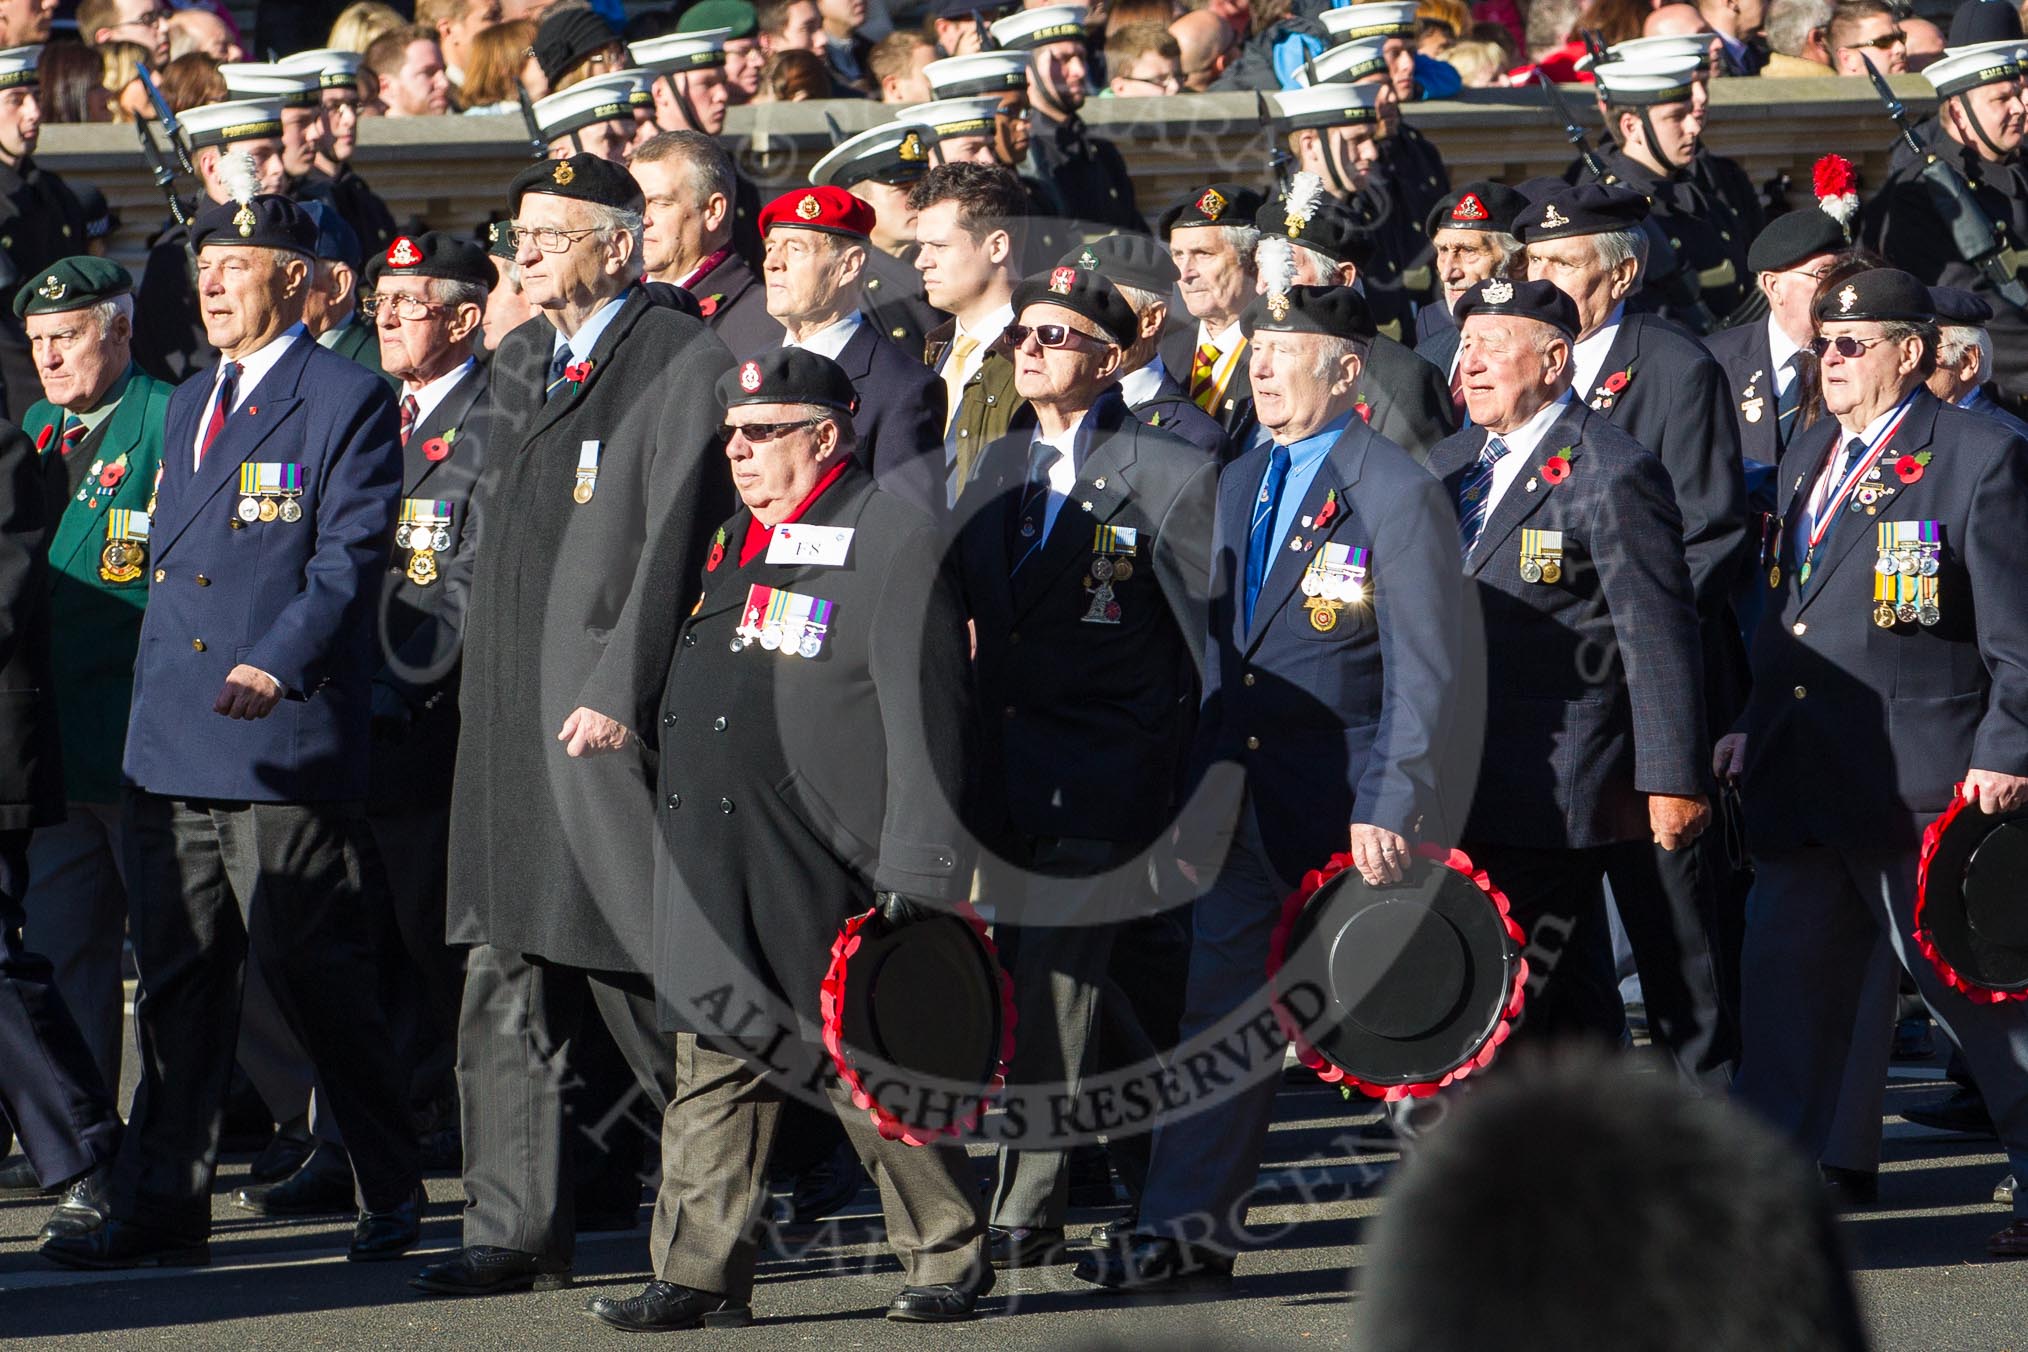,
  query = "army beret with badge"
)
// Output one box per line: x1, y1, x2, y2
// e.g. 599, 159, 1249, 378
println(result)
924, 49, 1033, 98
366, 230, 495, 291
1812, 266, 1936, 325
533, 7, 621, 84
13, 255, 131, 319
510, 152, 645, 215
1011, 265, 1139, 347
1256, 177, 1373, 267
679, 0, 758, 39
1241, 283, 1378, 341
1930, 284, 1995, 326
1514, 182, 1651, 242
1157, 181, 1267, 240
1452, 276, 1581, 338
192, 192, 318, 255
718, 348, 861, 414
809, 122, 934, 190
484, 219, 515, 261
1746, 208, 1848, 275
989, 3, 1089, 51
1425, 180, 1530, 238
1057, 232, 1178, 297
759, 184, 874, 240
298, 199, 362, 273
